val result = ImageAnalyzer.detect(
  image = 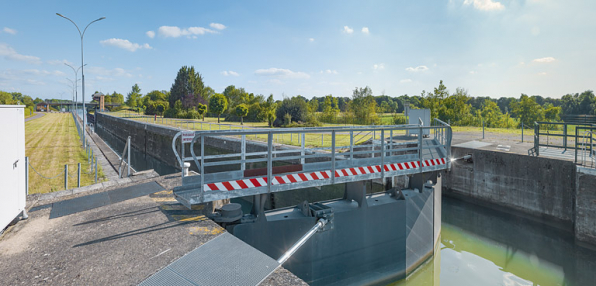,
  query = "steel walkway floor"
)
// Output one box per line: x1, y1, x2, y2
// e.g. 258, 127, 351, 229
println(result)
49, 181, 164, 219
139, 232, 280, 286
